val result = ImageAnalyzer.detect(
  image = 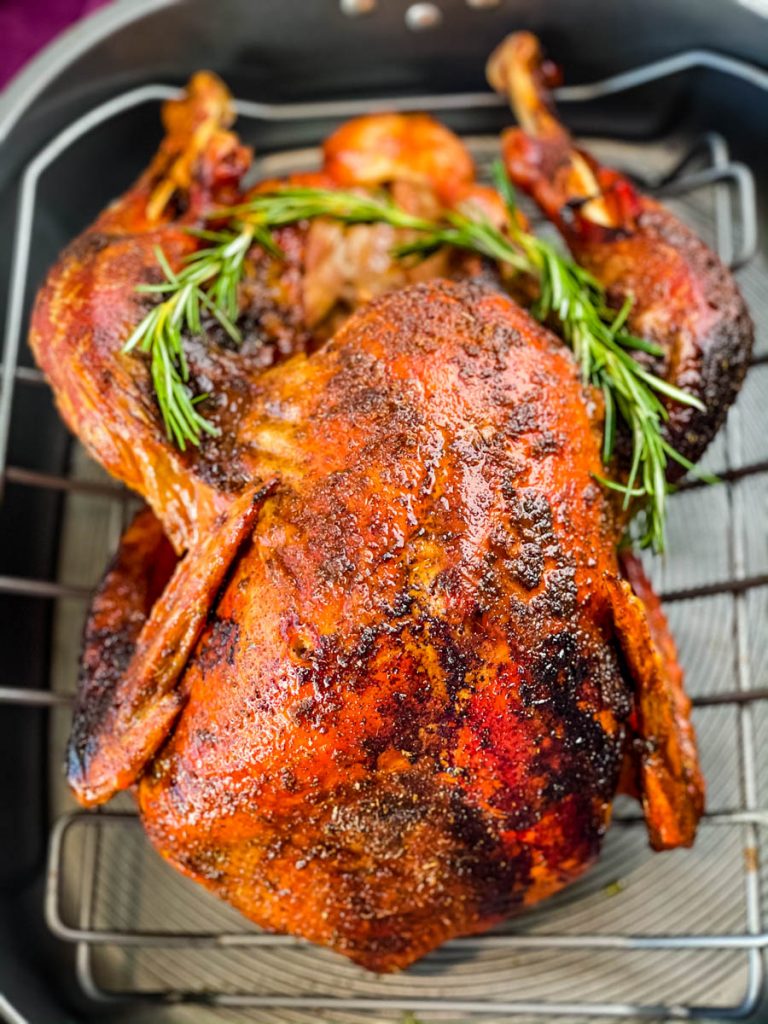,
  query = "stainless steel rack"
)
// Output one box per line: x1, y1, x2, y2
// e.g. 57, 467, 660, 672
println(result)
1, 53, 767, 1022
